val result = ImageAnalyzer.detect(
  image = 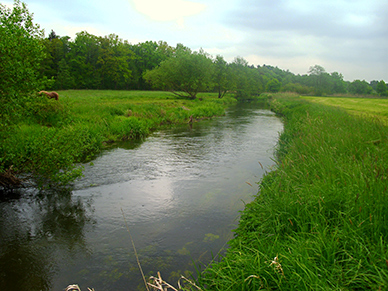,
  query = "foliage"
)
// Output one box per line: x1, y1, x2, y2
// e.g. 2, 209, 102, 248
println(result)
198, 94, 388, 290
230, 57, 263, 101
144, 47, 214, 99
0, 0, 48, 123
280, 82, 313, 95
97, 34, 133, 89
348, 79, 373, 95
213, 55, 236, 98
330, 72, 347, 94
1, 123, 101, 187
376, 80, 388, 97
307, 65, 331, 95
265, 78, 281, 93
129, 40, 174, 89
